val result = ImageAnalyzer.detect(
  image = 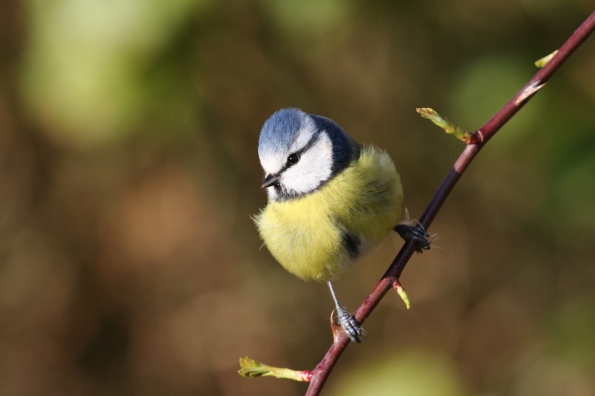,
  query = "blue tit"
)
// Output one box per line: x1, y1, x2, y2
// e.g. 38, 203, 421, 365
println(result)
254, 108, 404, 343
